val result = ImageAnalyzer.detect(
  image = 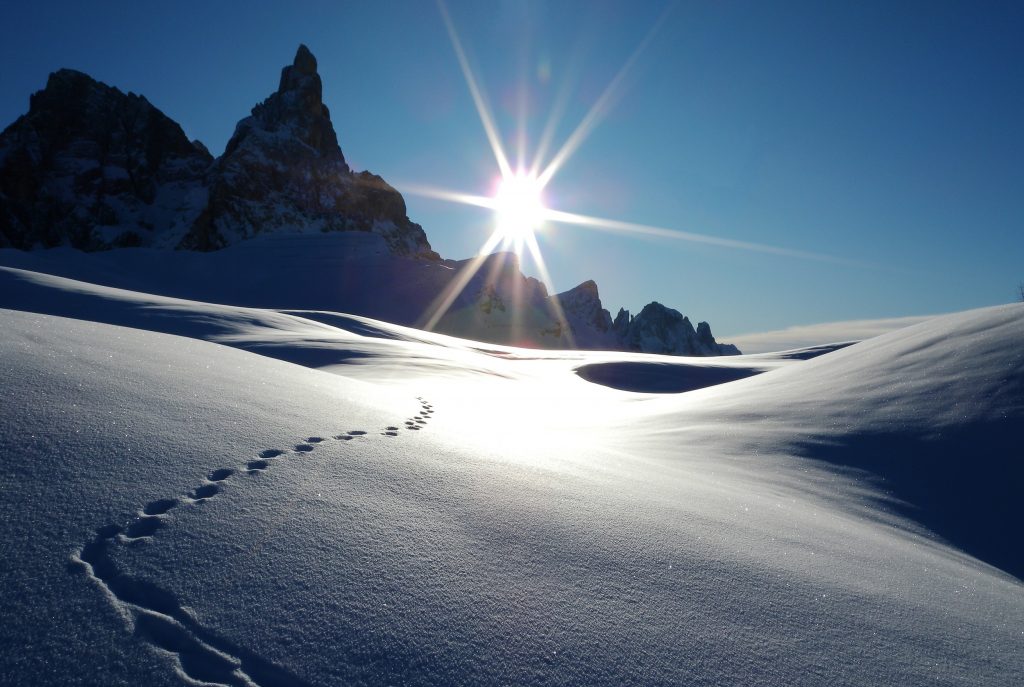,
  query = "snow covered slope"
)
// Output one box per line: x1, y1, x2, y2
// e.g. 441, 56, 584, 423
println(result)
0, 235, 739, 354
0, 267, 1021, 686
